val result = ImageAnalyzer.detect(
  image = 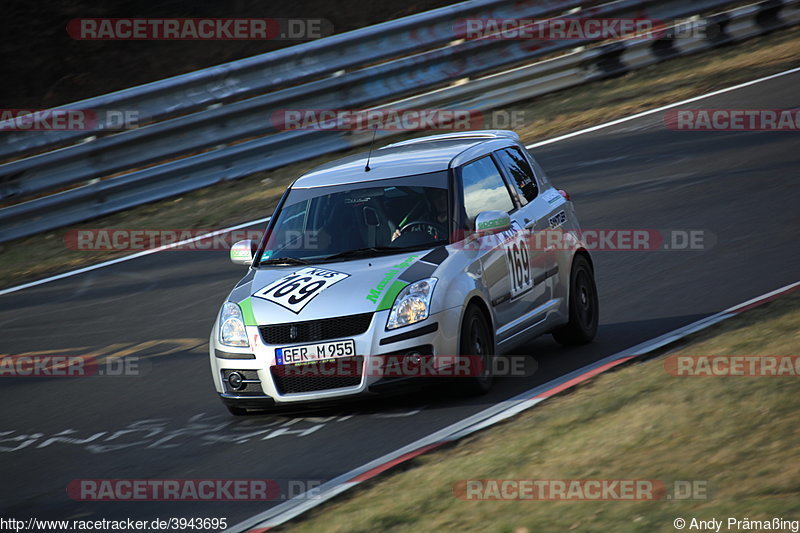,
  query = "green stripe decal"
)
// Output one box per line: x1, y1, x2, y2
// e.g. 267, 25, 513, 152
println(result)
377, 281, 408, 311
365, 254, 419, 306
239, 298, 257, 326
